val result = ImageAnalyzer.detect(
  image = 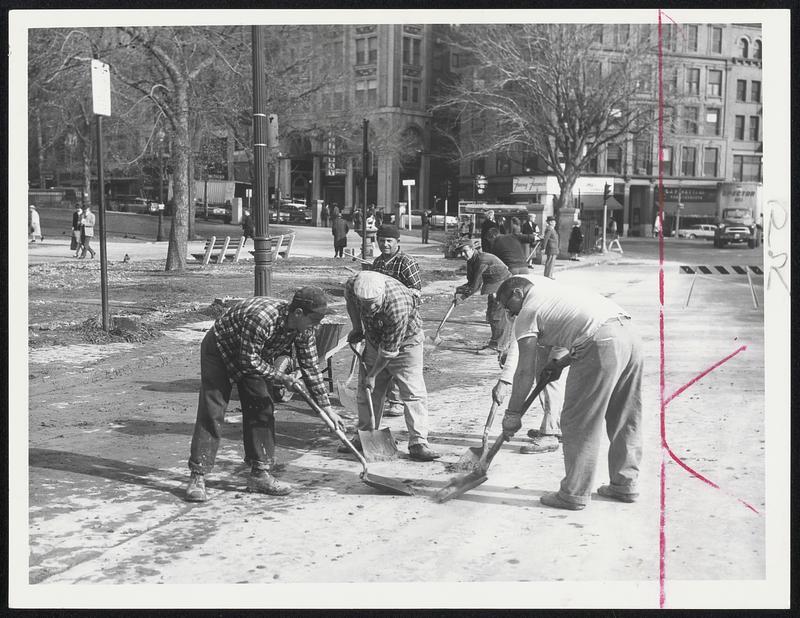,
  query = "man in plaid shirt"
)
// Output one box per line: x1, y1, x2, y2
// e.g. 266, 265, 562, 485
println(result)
185, 287, 345, 502
369, 224, 421, 417
343, 271, 441, 461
